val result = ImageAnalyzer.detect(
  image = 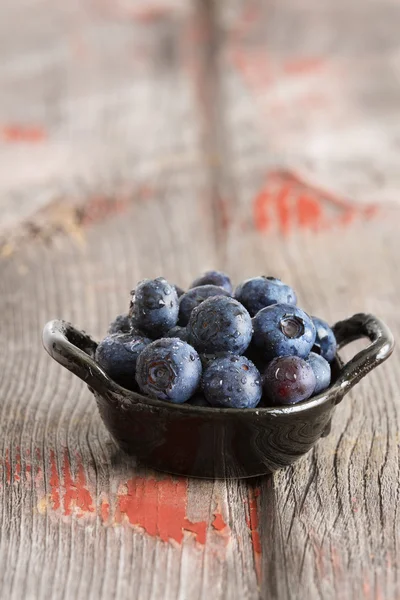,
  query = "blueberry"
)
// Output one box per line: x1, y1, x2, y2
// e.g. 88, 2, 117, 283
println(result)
95, 332, 152, 390
188, 295, 253, 355
136, 338, 202, 404
165, 325, 189, 342
262, 356, 316, 405
178, 285, 231, 326
129, 277, 179, 338
307, 352, 331, 394
108, 313, 132, 335
311, 317, 337, 362
252, 303, 316, 361
235, 276, 297, 317
200, 351, 233, 369
190, 270, 233, 293
188, 393, 211, 407
174, 284, 185, 298
202, 356, 262, 408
